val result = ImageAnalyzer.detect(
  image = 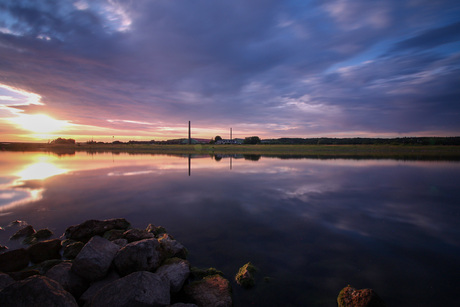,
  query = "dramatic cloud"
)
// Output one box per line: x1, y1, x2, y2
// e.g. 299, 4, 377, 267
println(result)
0, 0, 459, 141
